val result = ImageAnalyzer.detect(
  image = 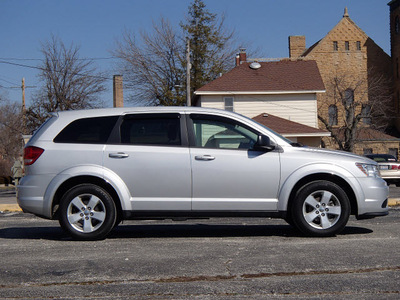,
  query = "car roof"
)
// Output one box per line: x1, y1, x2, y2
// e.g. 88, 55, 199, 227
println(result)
54, 106, 230, 118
